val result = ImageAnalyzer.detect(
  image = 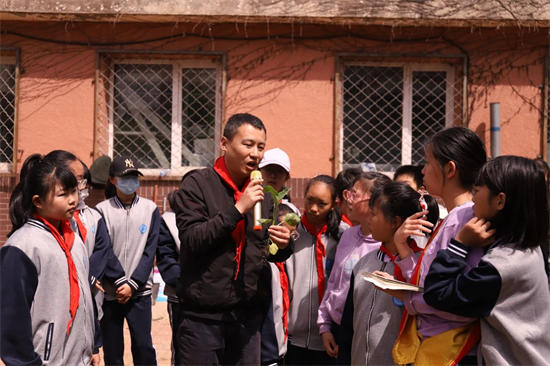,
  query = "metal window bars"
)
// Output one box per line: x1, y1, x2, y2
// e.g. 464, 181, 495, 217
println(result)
95, 51, 224, 175
336, 54, 466, 173
0, 49, 18, 173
